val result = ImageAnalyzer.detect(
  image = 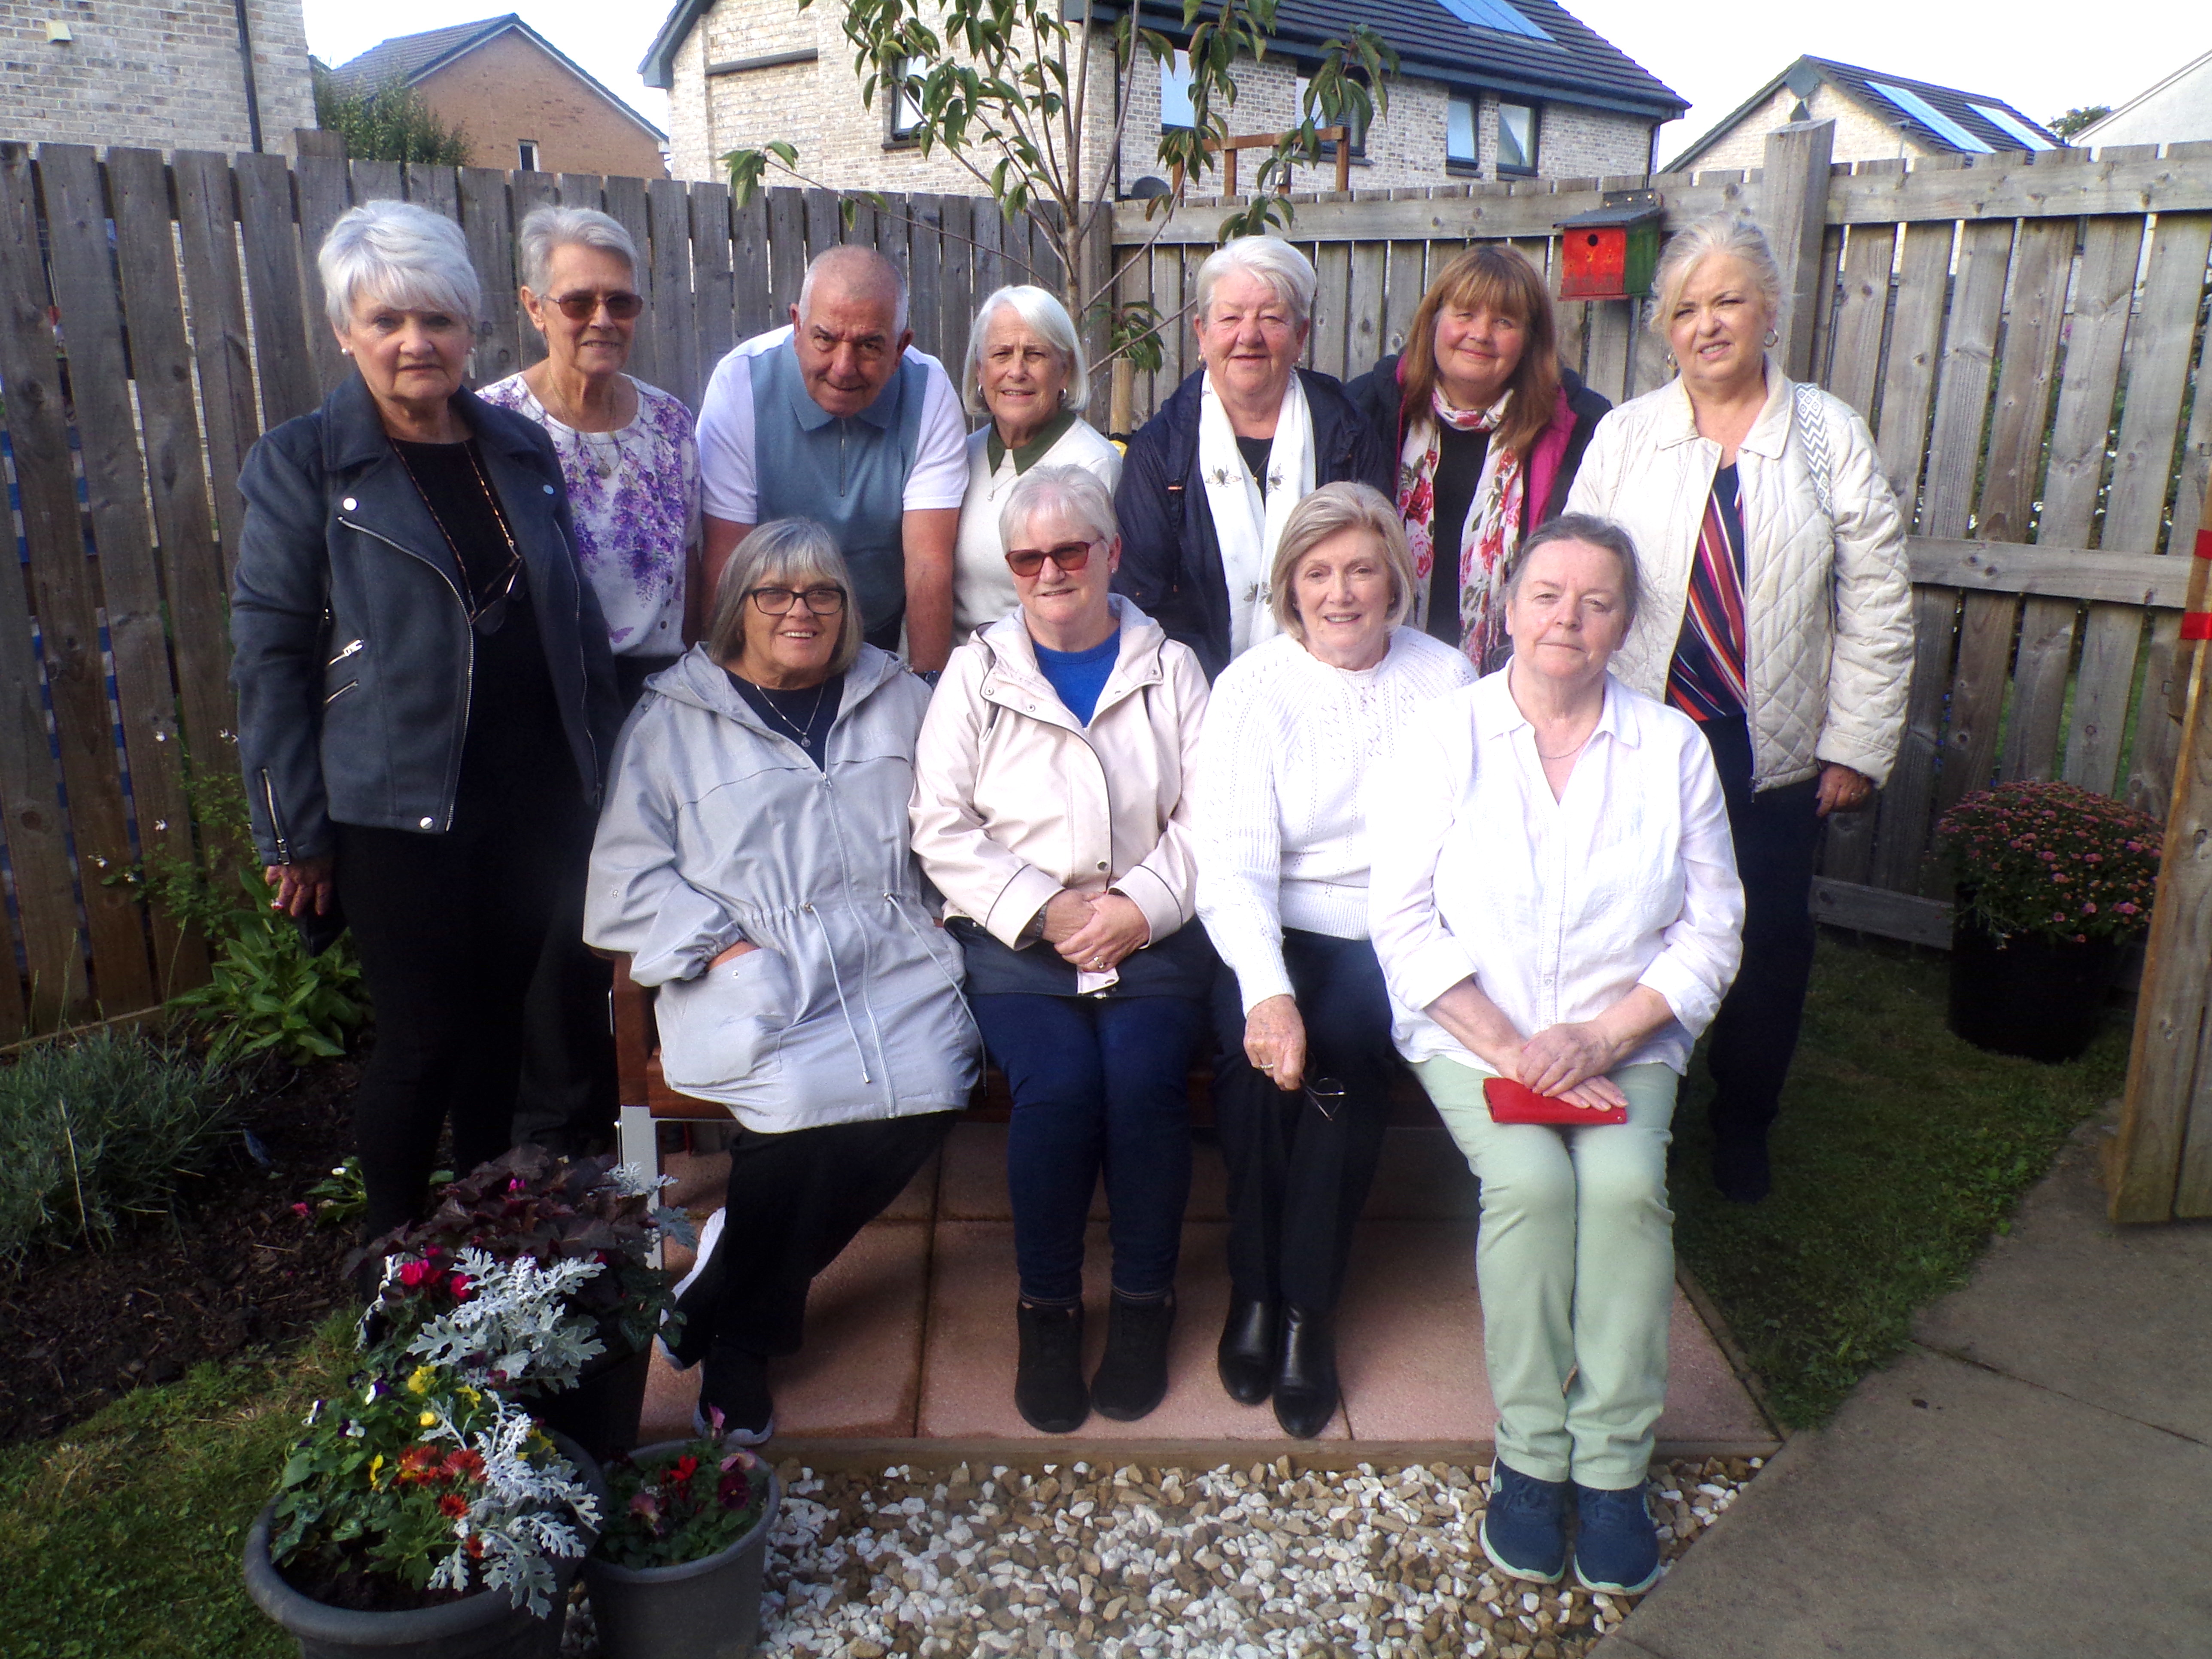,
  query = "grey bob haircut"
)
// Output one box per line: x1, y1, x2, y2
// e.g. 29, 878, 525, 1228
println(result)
319, 198, 480, 331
